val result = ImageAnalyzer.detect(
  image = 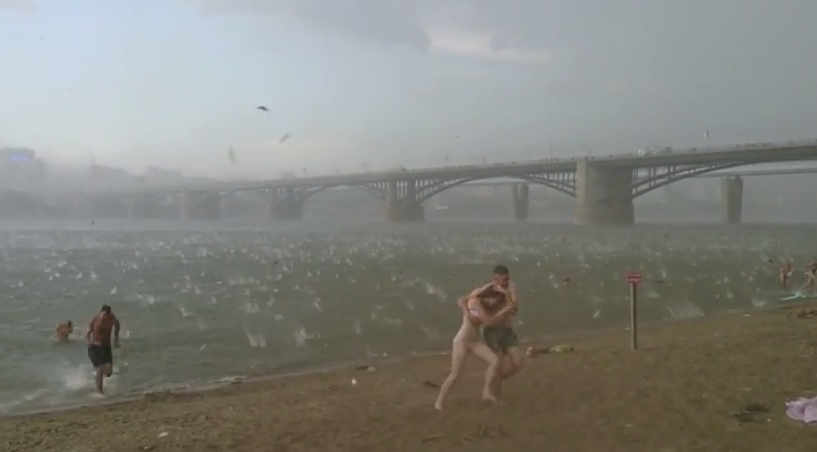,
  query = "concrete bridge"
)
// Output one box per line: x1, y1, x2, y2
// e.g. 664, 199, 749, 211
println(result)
84, 139, 817, 225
